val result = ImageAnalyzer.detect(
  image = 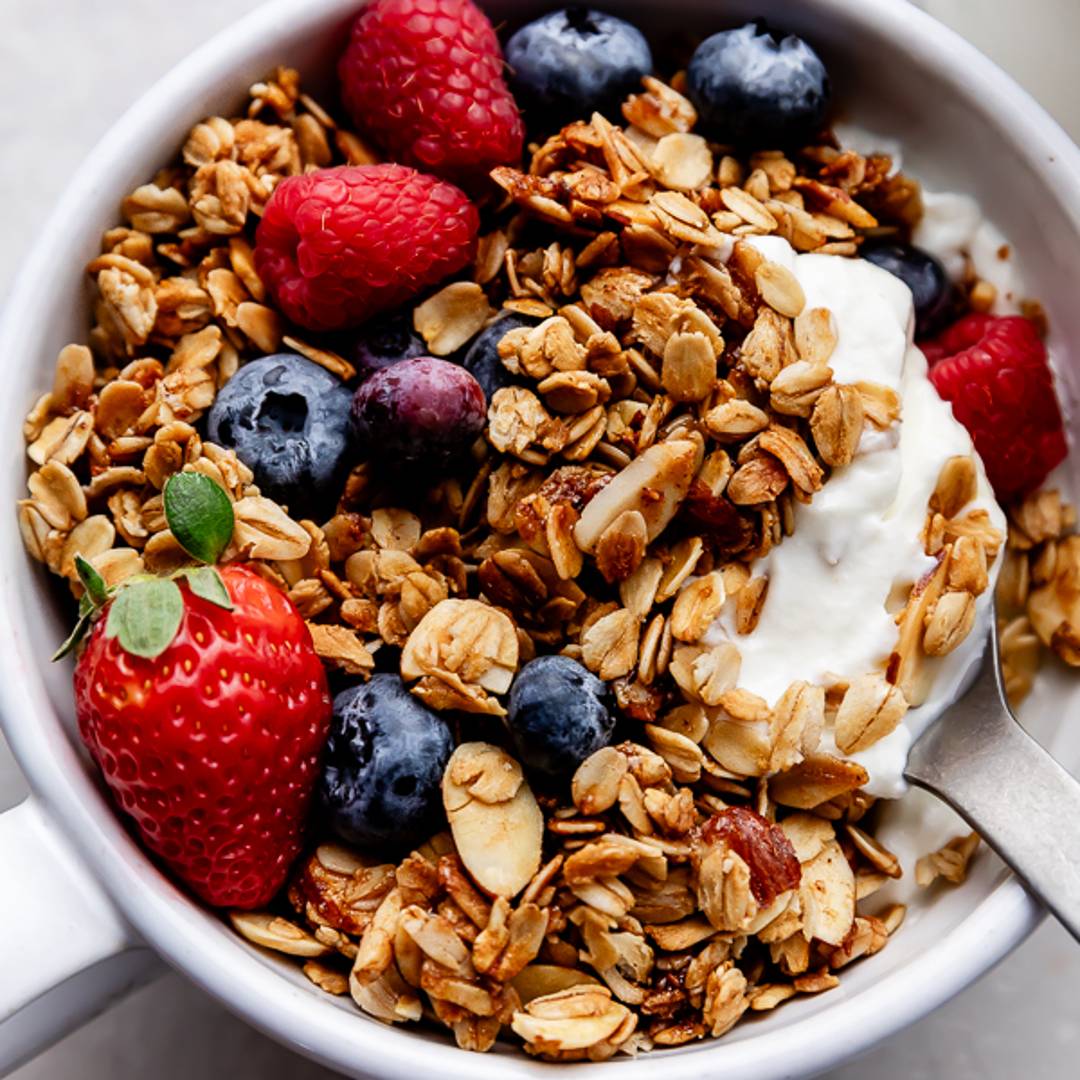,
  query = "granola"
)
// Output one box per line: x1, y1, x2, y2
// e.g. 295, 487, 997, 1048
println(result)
16, 8, 1078, 1065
